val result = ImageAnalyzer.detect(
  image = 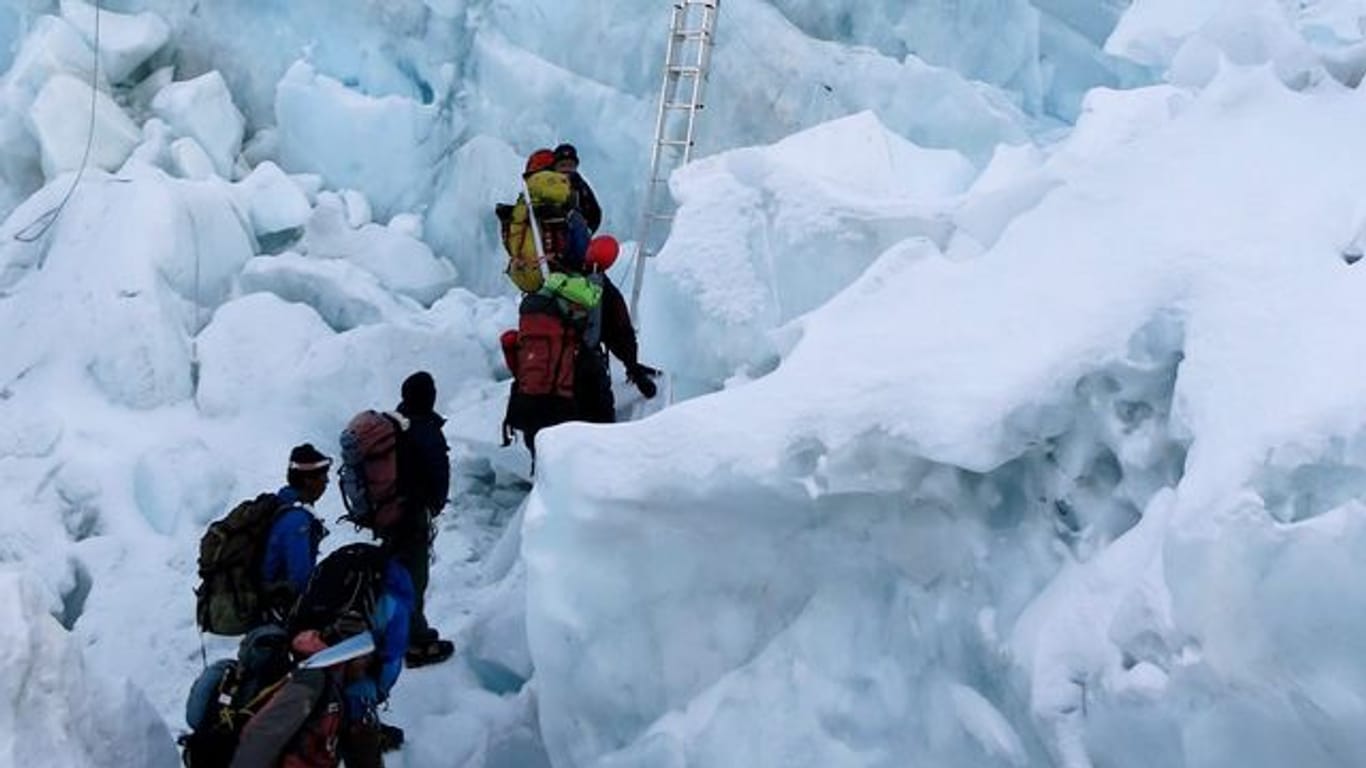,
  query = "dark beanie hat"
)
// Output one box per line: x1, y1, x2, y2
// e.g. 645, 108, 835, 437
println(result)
401, 371, 437, 414
289, 443, 332, 473
553, 143, 578, 163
